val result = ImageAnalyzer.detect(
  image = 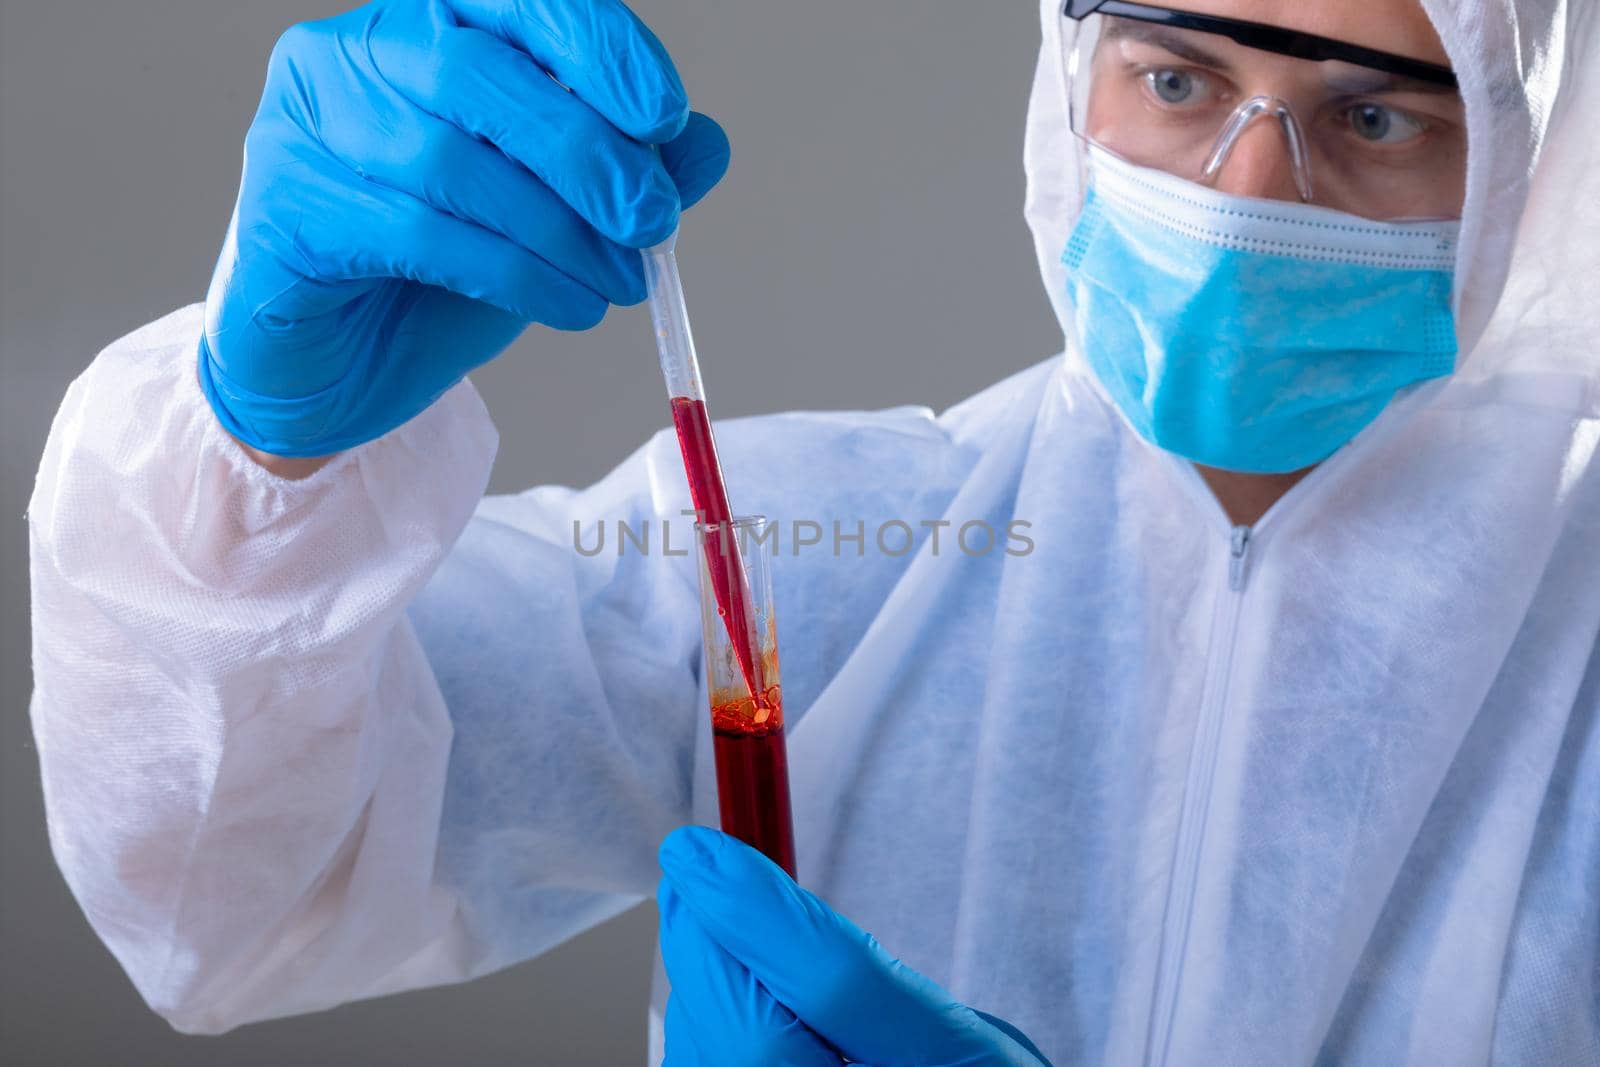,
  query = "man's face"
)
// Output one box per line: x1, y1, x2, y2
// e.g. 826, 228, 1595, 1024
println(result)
1081, 0, 1467, 219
